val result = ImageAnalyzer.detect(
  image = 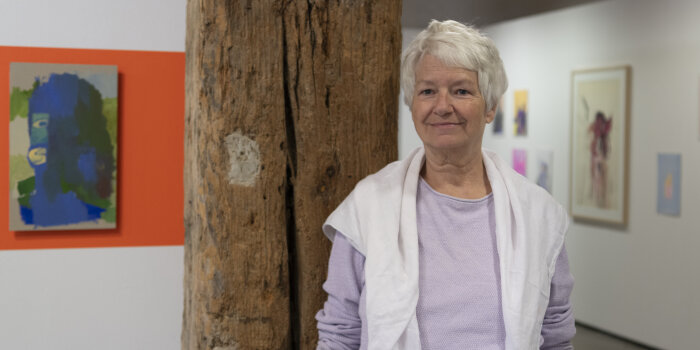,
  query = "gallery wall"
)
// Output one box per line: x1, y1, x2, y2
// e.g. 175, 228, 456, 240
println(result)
0, 1, 187, 349
4, 0, 698, 349
401, 0, 700, 348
